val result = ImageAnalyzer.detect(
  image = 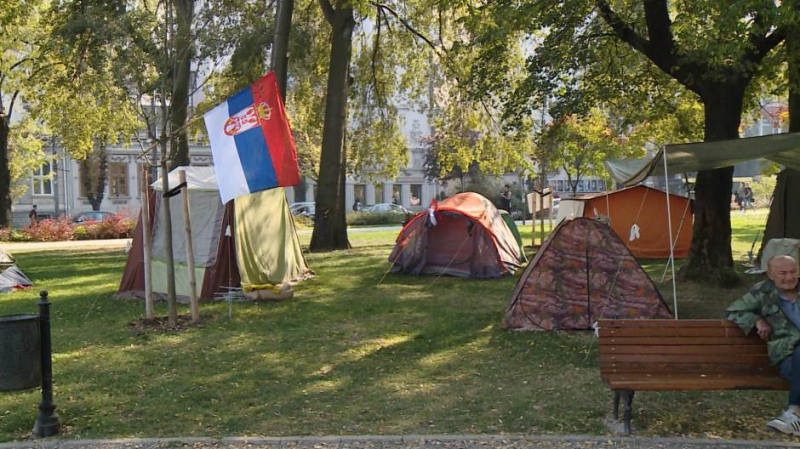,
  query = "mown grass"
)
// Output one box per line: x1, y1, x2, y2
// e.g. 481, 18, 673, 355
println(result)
0, 209, 788, 442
